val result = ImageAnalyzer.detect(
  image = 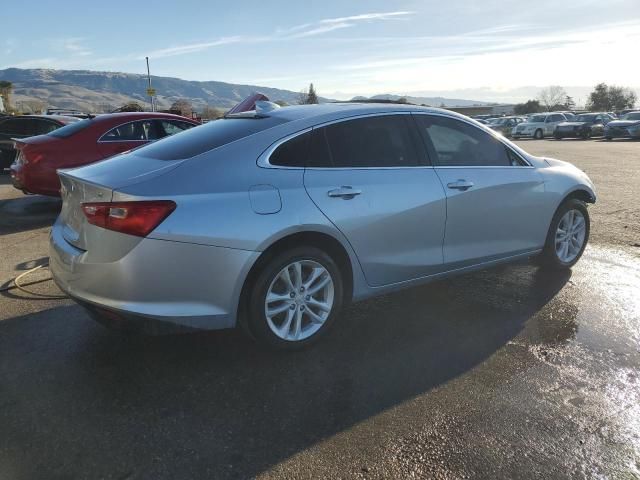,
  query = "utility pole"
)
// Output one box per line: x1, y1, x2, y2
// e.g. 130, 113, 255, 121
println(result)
146, 56, 155, 112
